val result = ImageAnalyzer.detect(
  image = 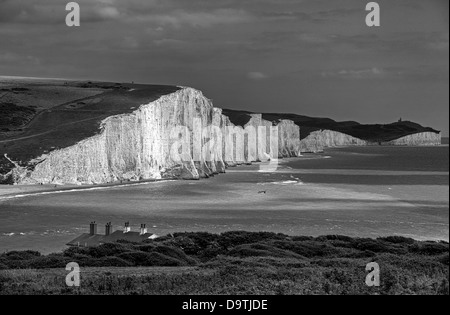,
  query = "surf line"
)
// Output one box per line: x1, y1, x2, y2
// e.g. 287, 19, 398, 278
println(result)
0, 180, 176, 202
